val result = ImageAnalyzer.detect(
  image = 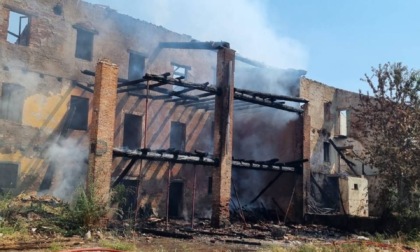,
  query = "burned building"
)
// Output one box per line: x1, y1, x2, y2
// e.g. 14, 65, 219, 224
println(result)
0, 0, 375, 226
